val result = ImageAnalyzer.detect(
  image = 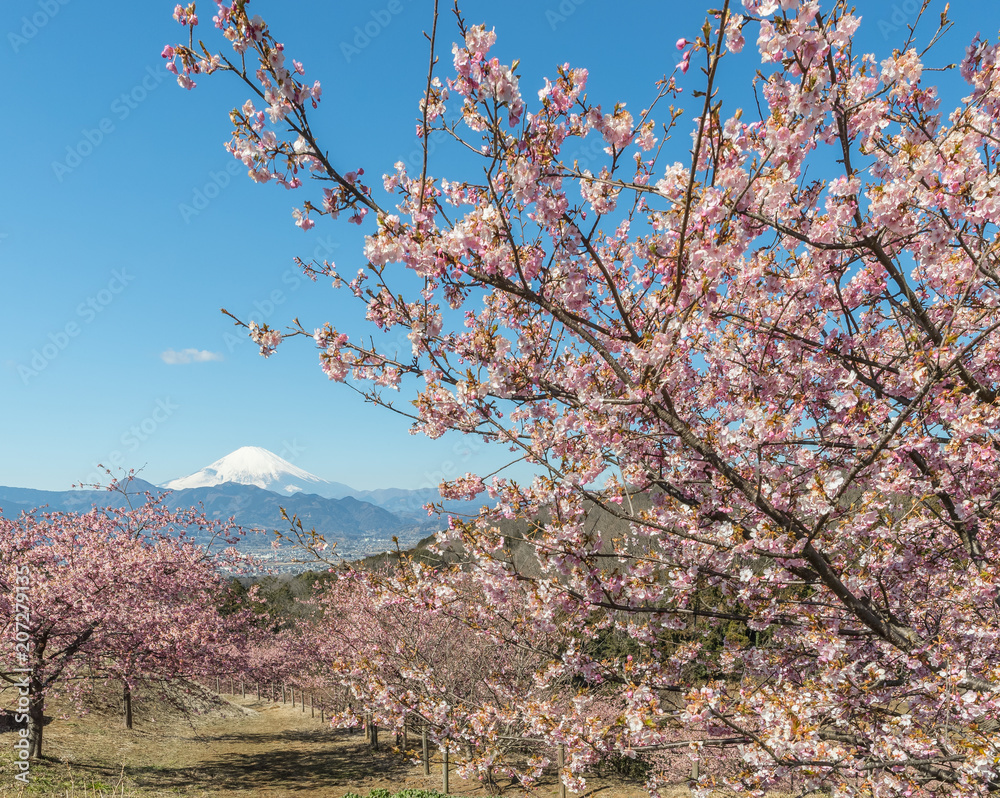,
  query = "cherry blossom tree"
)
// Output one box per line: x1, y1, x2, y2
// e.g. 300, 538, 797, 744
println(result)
296, 569, 554, 788
0, 487, 248, 756
238, 622, 312, 699
167, 1, 1000, 794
